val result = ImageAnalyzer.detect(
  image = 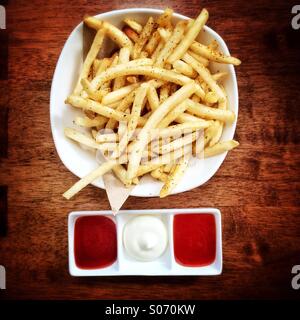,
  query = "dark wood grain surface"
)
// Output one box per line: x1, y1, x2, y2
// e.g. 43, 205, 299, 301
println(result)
0, 0, 299, 300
